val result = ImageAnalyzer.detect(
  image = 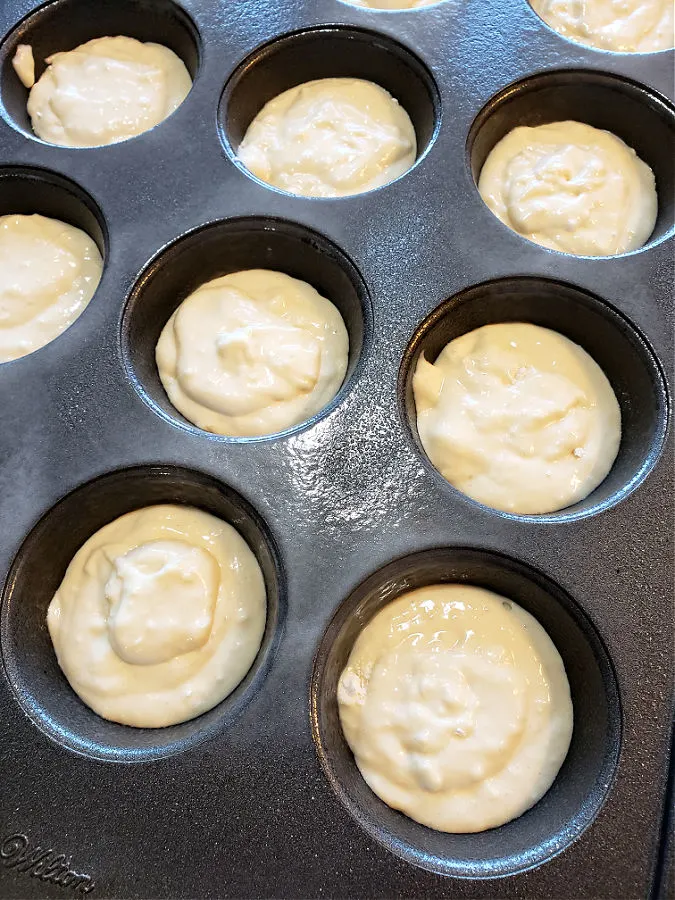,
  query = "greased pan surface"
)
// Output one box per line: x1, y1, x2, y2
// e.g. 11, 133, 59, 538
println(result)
0, 0, 672, 897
